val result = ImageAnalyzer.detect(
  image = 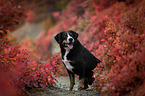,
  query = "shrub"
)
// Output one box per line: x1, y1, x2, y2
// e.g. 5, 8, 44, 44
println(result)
0, 0, 61, 95
92, 0, 117, 11
0, 38, 61, 95
93, 6, 145, 95
33, 0, 145, 95
0, 0, 25, 31
25, 10, 36, 23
